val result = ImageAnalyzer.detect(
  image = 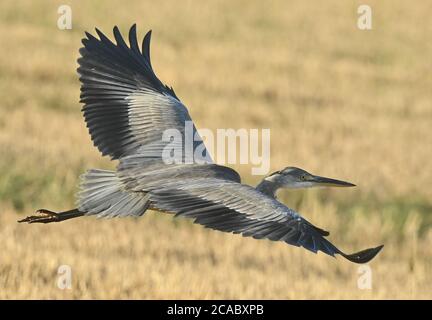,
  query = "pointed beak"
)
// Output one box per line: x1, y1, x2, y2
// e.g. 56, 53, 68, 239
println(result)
310, 175, 356, 187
